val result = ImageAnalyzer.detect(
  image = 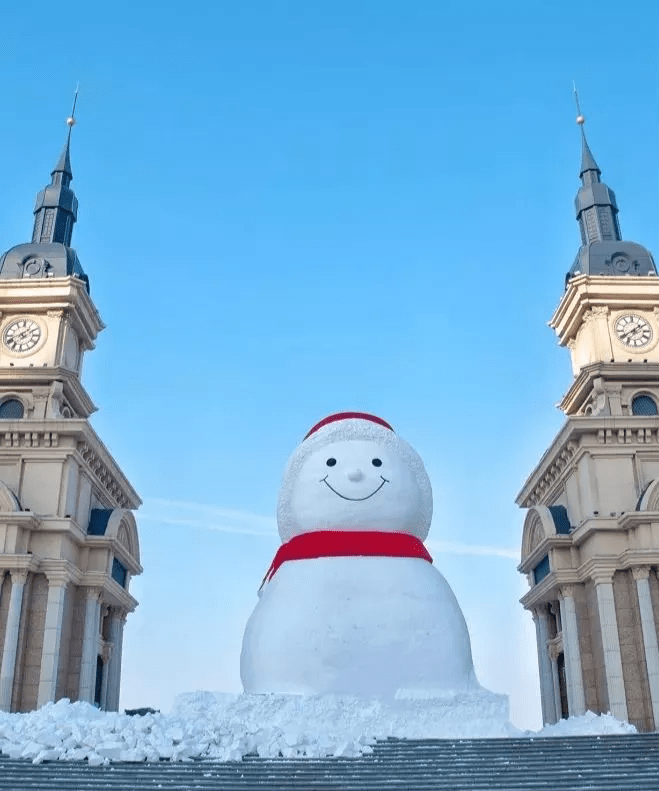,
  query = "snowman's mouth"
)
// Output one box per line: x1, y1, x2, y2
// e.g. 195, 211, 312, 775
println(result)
321, 476, 389, 501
